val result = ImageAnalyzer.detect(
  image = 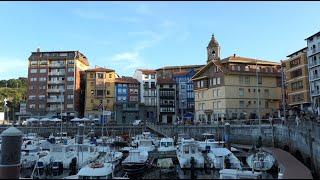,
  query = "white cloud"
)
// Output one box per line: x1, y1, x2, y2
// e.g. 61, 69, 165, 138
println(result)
111, 52, 140, 62
0, 57, 27, 79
